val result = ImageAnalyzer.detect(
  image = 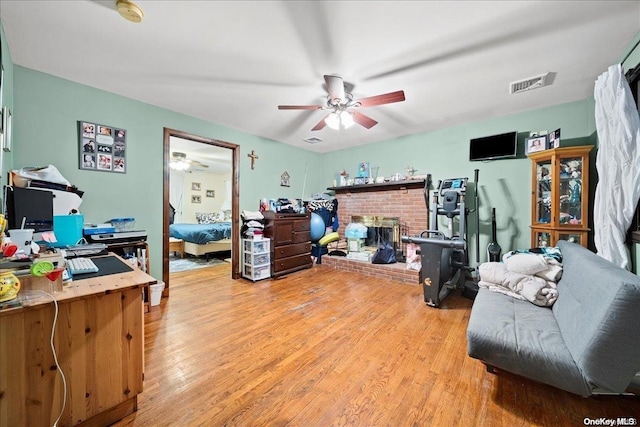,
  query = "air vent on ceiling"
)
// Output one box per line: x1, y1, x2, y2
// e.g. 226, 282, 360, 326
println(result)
510, 73, 550, 94
303, 137, 323, 144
